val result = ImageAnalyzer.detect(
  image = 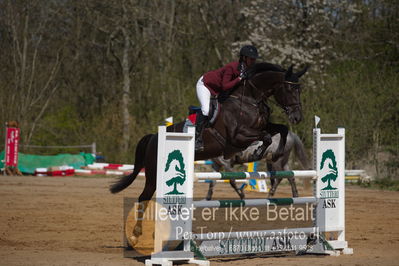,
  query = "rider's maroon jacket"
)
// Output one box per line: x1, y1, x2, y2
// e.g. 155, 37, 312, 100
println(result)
203, 61, 241, 95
